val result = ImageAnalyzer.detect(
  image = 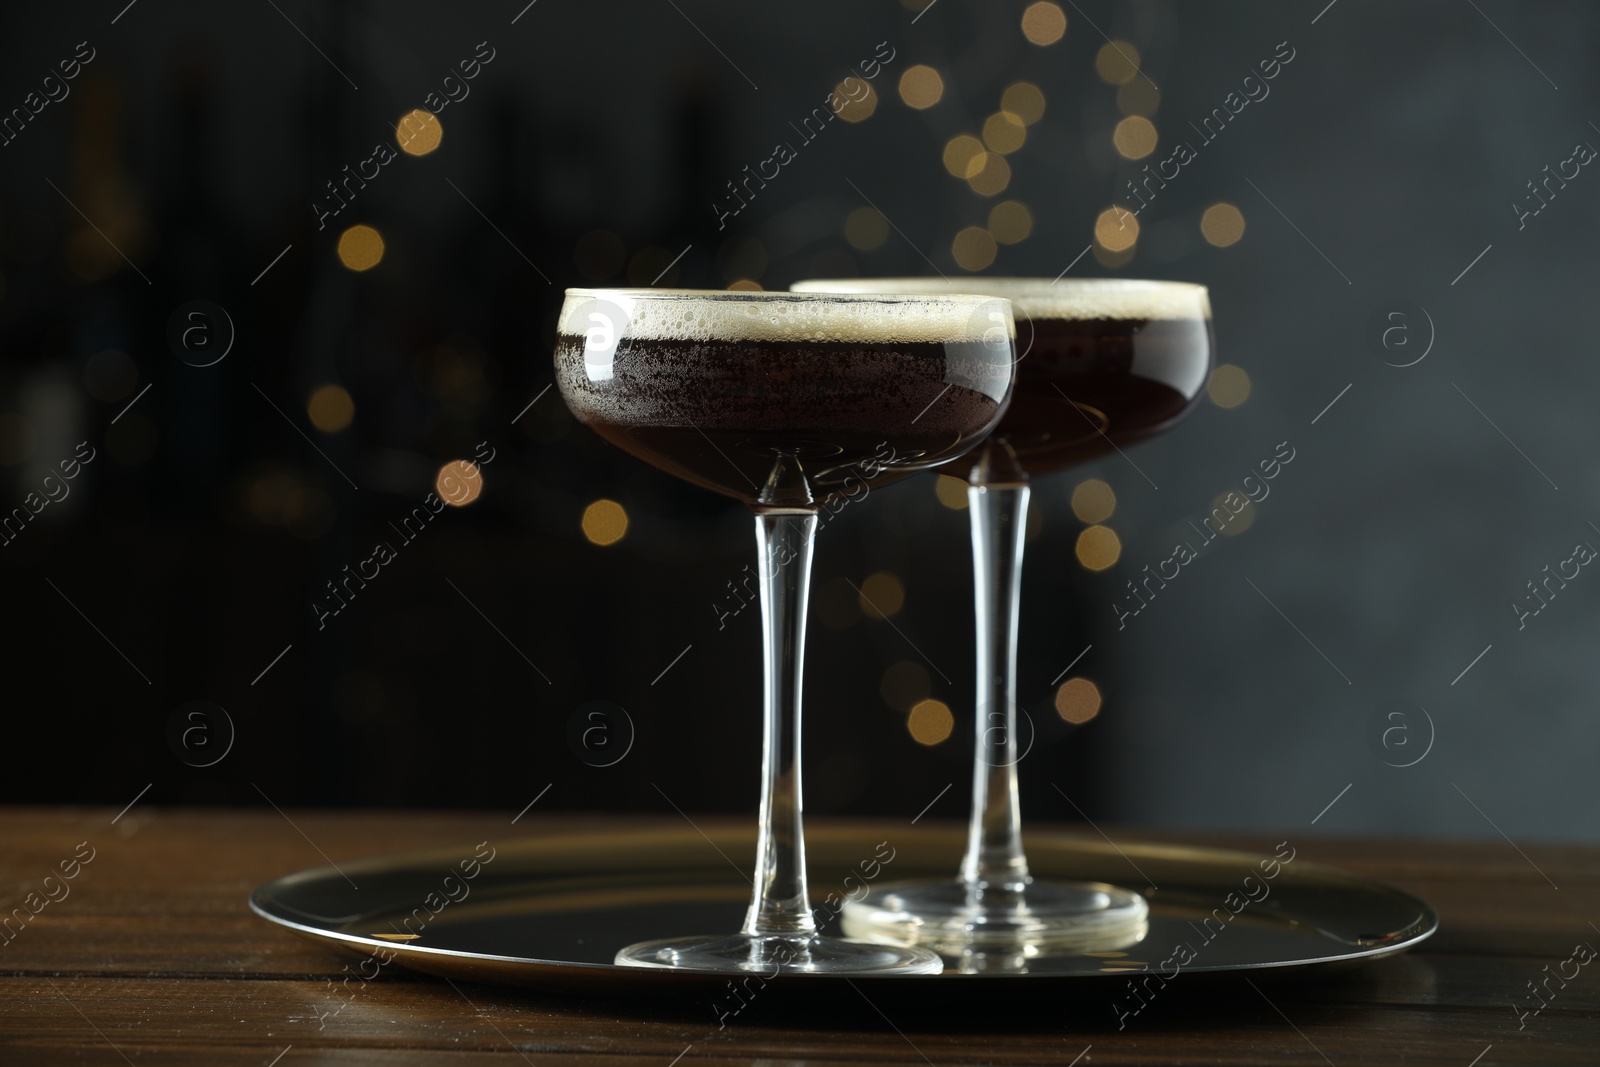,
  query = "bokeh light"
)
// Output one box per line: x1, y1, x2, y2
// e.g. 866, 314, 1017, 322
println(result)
726, 278, 763, 291
1095, 41, 1142, 84
1113, 115, 1158, 159
1213, 492, 1257, 536
1021, 1, 1067, 45
898, 65, 944, 109
395, 109, 442, 156
1075, 524, 1122, 570
581, 499, 628, 544
935, 474, 970, 509
845, 206, 889, 251
436, 460, 484, 507
988, 200, 1033, 245
859, 571, 906, 619
908, 698, 954, 745
966, 153, 1011, 196
1201, 202, 1247, 247
1002, 82, 1046, 125
1207, 364, 1252, 408
1071, 478, 1116, 523
336, 224, 384, 271
1055, 677, 1103, 723
1094, 207, 1139, 252
307, 384, 354, 433
943, 135, 986, 178
835, 79, 878, 123
952, 226, 997, 271
983, 112, 1027, 155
